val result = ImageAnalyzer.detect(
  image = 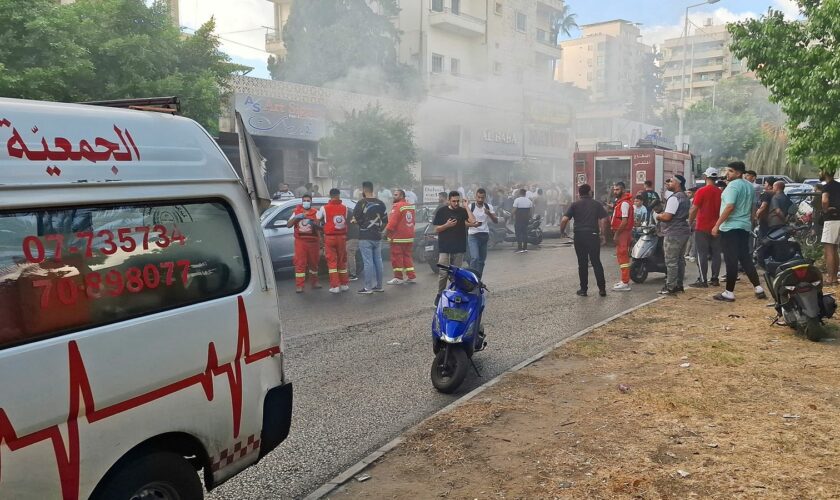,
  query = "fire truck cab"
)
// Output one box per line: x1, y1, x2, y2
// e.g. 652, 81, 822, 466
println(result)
573, 142, 695, 203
